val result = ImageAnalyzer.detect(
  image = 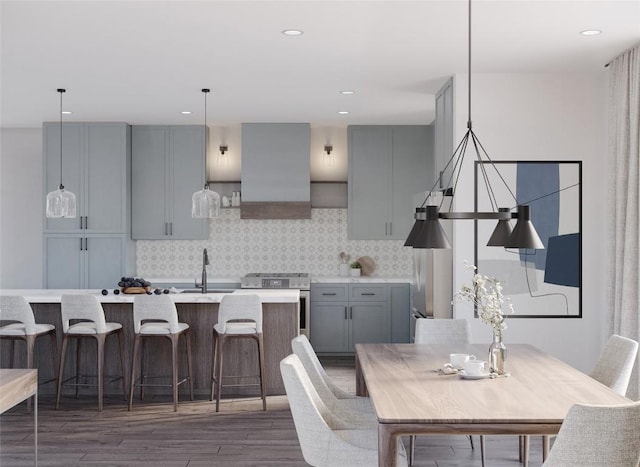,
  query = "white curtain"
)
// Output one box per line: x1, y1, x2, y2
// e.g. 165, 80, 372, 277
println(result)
608, 43, 640, 400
